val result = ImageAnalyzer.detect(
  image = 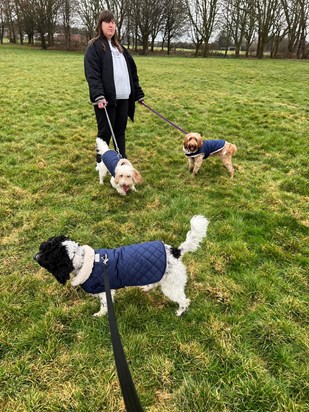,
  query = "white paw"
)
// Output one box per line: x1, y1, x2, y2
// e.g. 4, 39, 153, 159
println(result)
176, 299, 190, 316
93, 308, 108, 317
140, 285, 153, 292
176, 308, 186, 316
